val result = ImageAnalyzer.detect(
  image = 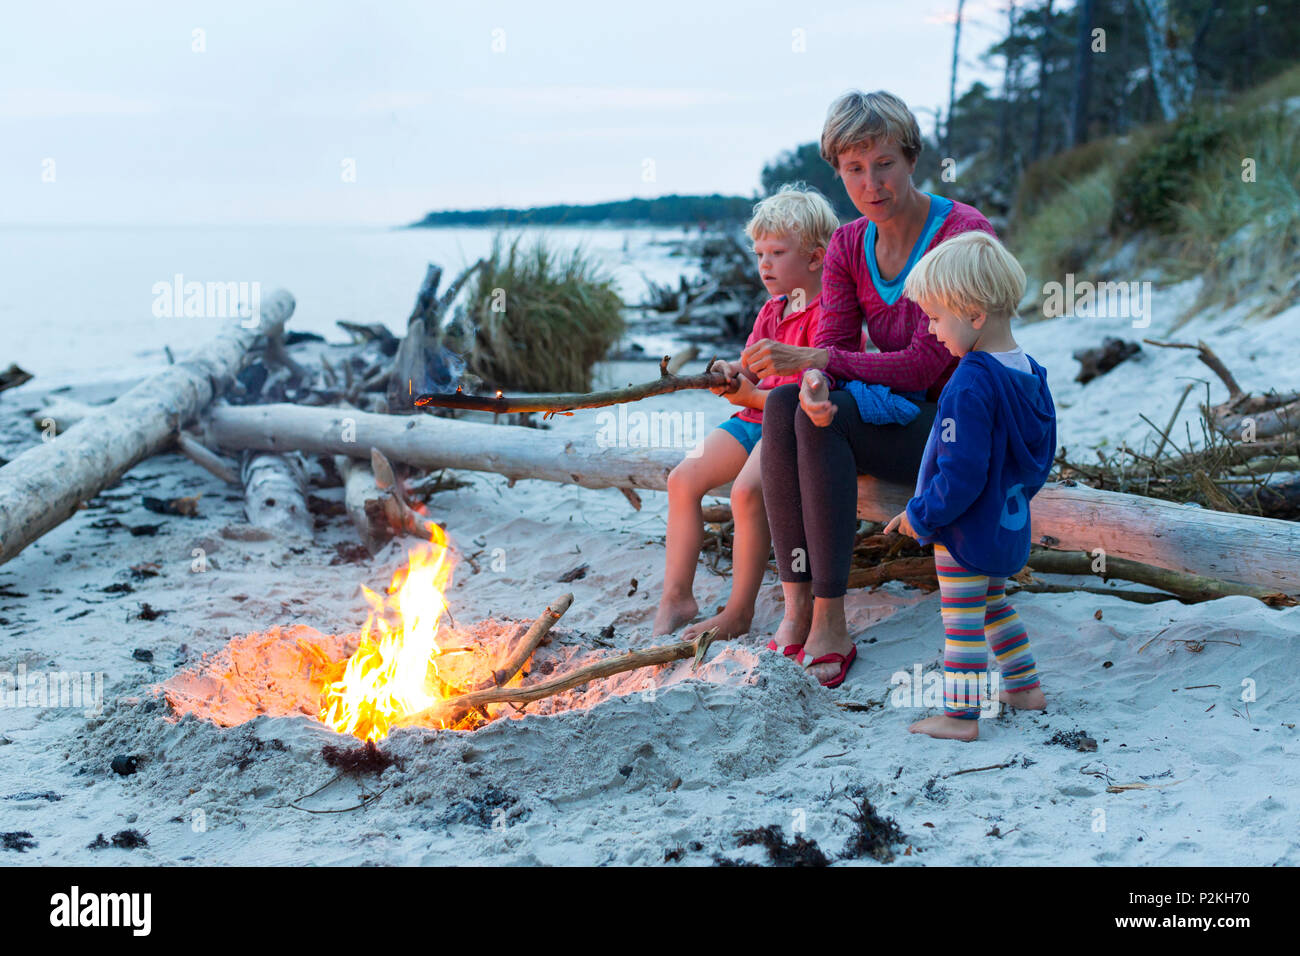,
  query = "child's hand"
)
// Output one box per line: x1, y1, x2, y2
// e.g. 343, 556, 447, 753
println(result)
708, 360, 742, 396
721, 374, 757, 407
799, 369, 836, 427
884, 511, 917, 539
